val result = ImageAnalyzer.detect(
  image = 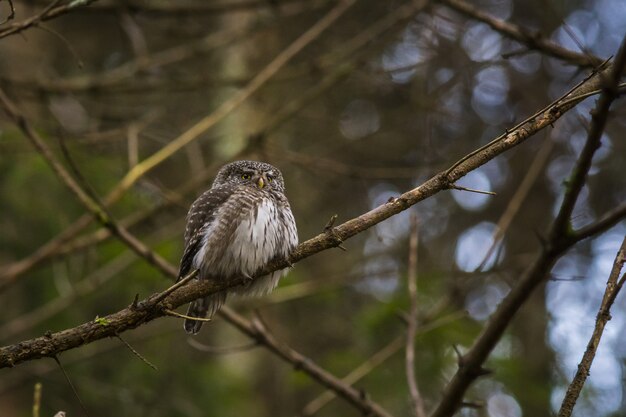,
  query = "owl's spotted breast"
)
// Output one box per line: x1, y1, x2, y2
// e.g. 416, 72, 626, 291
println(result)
178, 160, 298, 334
193, 194, 295, 282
